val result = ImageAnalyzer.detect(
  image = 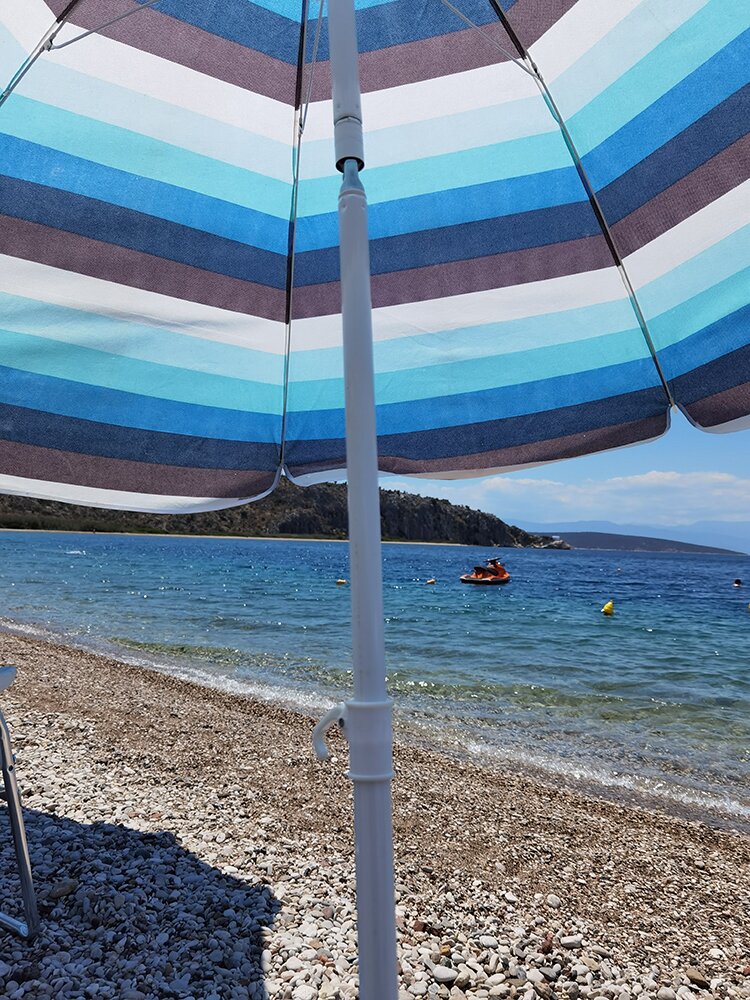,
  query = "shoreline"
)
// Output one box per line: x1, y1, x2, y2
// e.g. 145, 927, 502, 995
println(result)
0, 630, 748, 998
3, 616, 748, 836
0, 526, 473, 547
